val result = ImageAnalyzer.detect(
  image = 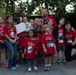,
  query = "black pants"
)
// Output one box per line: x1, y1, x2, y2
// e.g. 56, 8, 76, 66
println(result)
65, 46, 76, 62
